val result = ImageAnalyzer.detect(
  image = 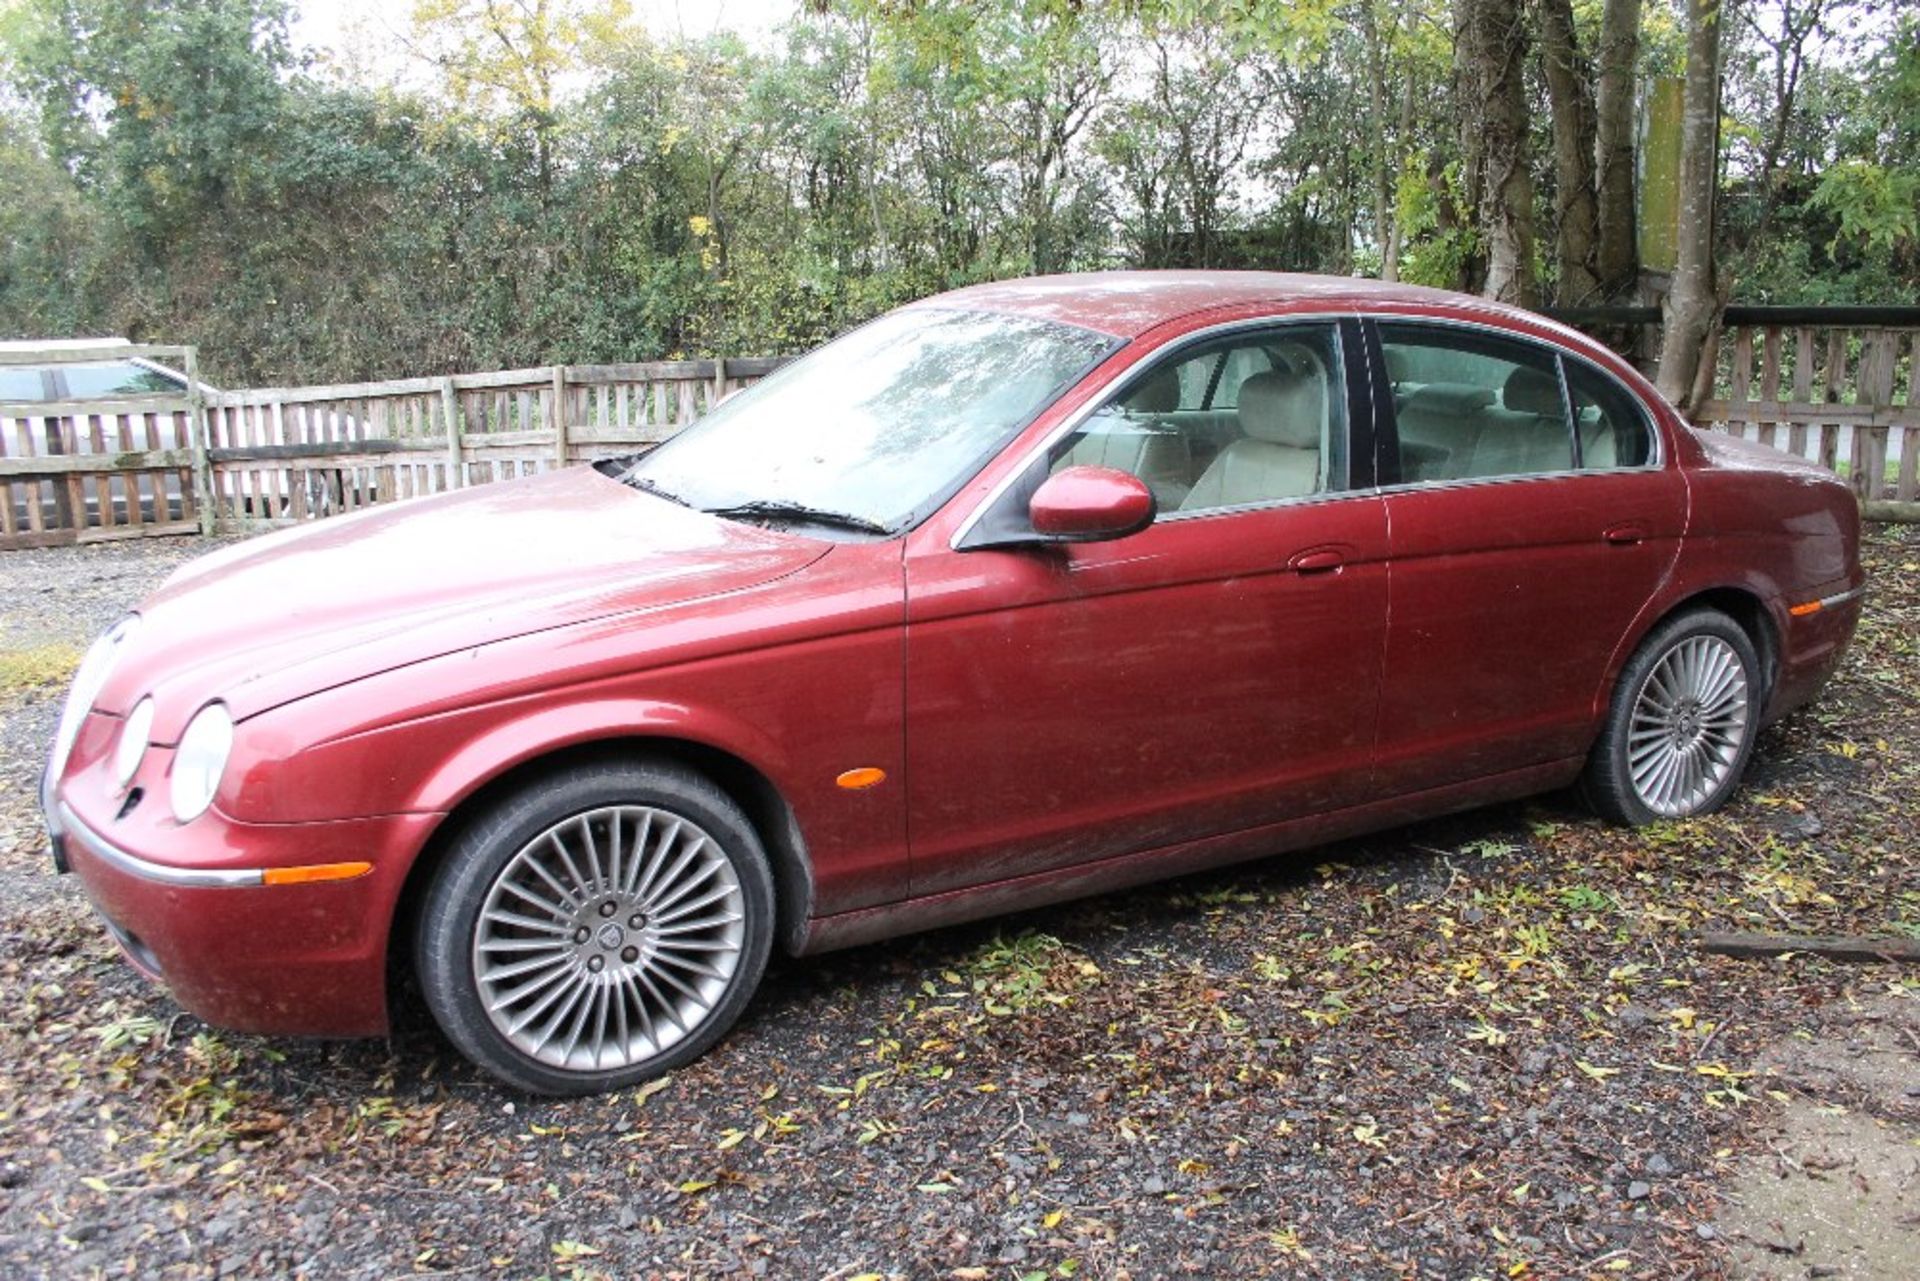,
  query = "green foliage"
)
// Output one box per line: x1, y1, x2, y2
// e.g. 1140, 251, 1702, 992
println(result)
0, 0, 1909, 383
